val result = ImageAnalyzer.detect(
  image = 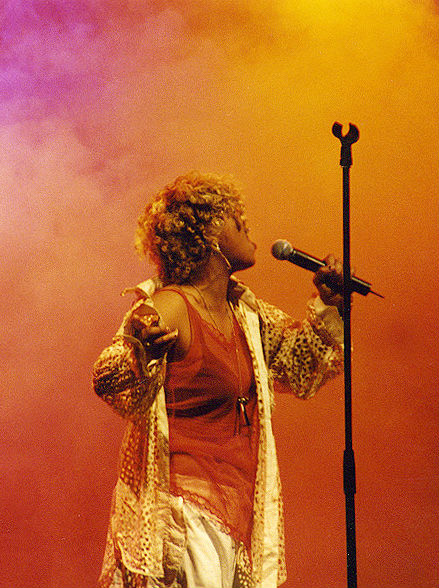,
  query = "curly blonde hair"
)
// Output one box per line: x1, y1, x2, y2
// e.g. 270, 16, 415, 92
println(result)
135, 171, 247, 284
